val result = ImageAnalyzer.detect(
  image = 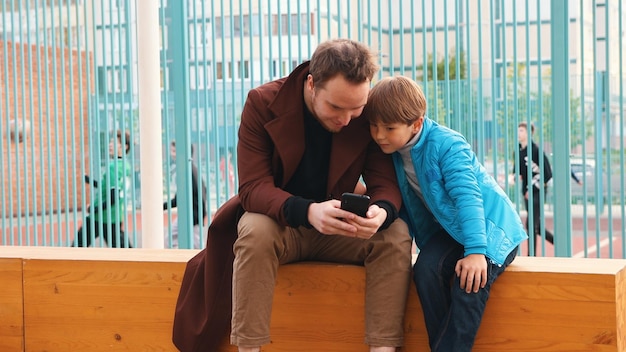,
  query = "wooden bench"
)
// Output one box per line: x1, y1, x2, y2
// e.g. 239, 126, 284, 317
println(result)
0, 246, 624, 351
